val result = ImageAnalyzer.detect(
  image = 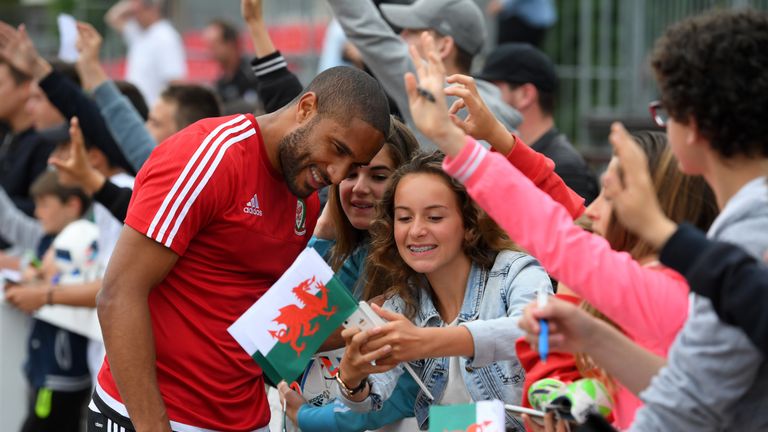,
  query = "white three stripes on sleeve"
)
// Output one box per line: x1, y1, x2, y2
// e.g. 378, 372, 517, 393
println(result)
146, 115, 256, 248
452, 142, 487, 184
